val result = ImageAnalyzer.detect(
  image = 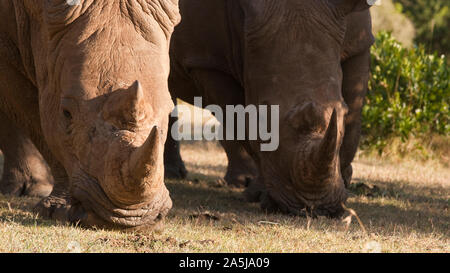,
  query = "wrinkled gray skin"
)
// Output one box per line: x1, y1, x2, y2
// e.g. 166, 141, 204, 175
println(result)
0, 0, 180, 230
166, 0, 374, 217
